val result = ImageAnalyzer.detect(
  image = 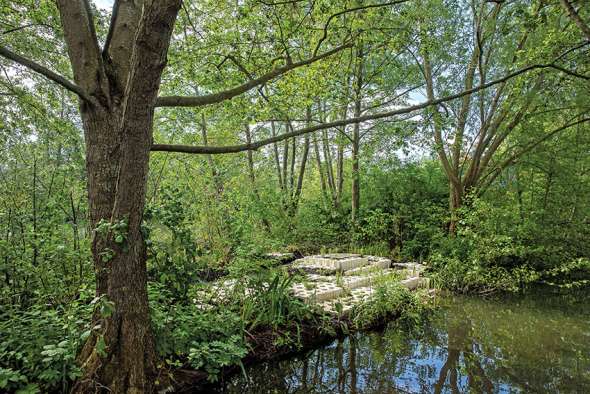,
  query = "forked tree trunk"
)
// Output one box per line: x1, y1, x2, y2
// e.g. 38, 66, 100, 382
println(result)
57, 2, 183, 392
